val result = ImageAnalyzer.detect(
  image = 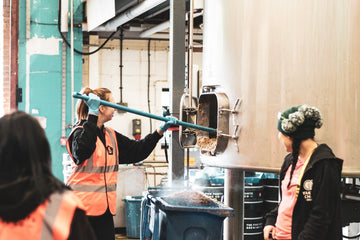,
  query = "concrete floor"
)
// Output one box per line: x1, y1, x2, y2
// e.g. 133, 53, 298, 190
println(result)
115, 233, 139, 240
115, 228, 140, 240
